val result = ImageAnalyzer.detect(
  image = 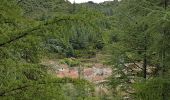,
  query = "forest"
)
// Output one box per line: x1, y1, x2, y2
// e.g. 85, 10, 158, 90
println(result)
0, 0, 170, 100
